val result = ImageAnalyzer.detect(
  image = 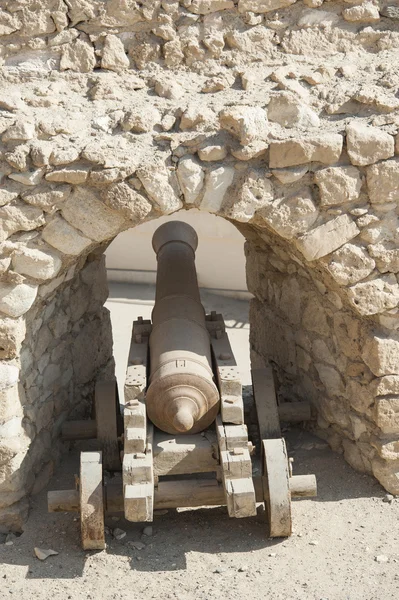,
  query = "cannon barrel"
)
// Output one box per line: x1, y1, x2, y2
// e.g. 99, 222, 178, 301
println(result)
145, 221, 220, 435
